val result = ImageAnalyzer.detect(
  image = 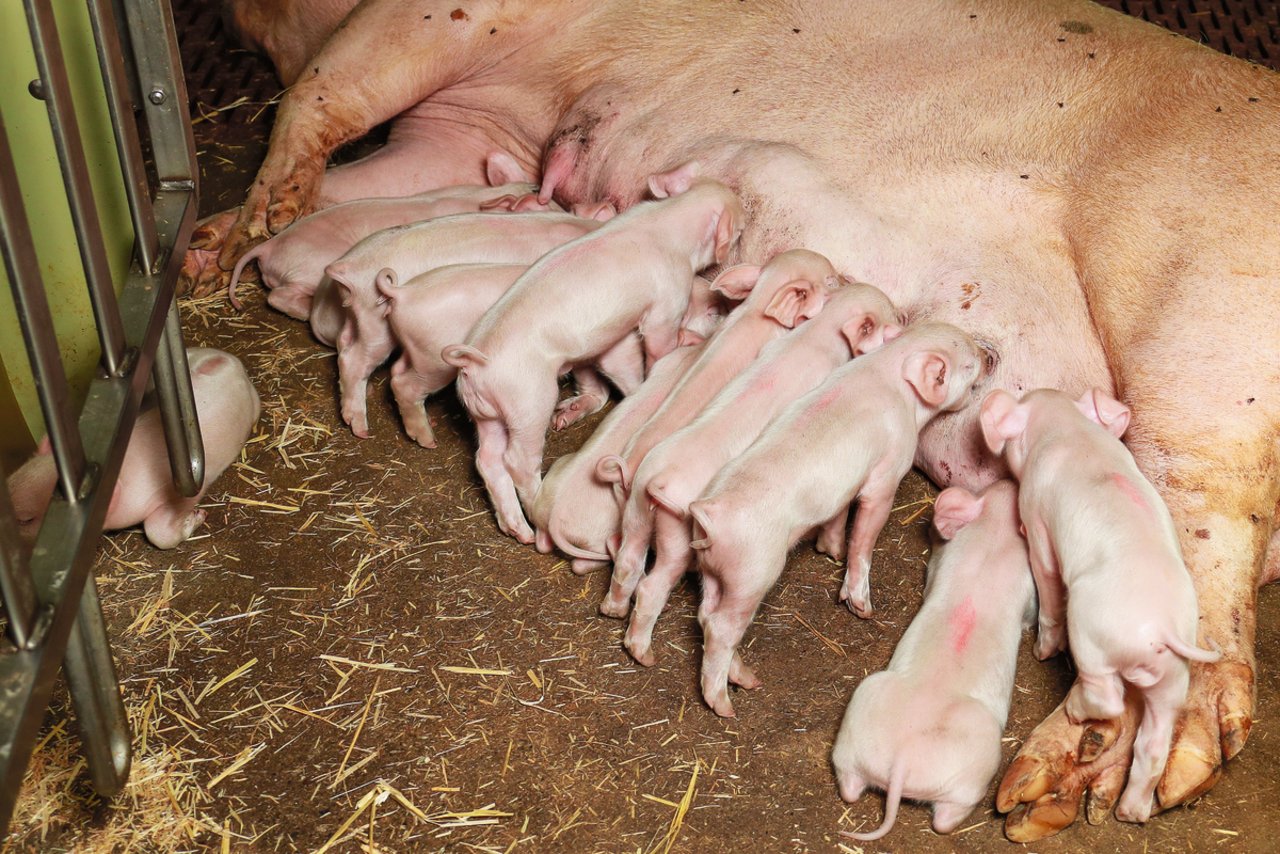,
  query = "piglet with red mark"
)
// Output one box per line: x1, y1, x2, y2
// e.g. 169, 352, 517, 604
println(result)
604, 281, 902, 666
225, 151, 539, 318
529, 343, 706, 574
690, 322, 982, 716
832, 480, 1035, 841
328, 210, 606, 438
442, 164, 745, 543
6, 349, 260, 549
980, 387, 1220, 822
